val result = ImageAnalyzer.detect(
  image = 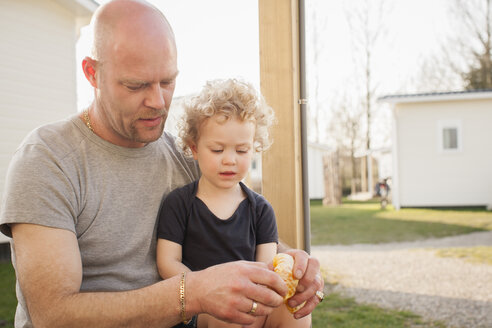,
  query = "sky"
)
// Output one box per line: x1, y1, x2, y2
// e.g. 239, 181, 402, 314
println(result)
76, 0, 455, 148
304, 0, 454, 148
309, 0, 451, 95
